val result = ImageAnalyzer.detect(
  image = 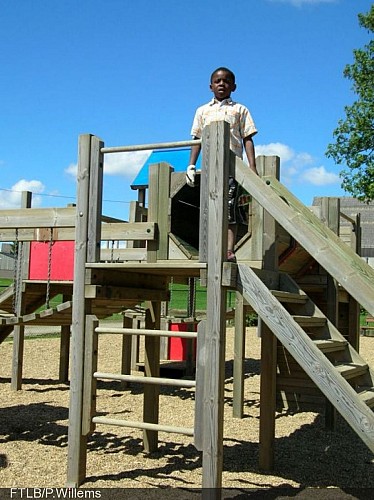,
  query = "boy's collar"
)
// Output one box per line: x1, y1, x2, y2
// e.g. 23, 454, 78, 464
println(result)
209, 97, 234, 106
